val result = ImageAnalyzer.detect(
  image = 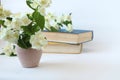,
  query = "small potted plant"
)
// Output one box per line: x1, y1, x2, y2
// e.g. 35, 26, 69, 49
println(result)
0, 0, 51, 68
